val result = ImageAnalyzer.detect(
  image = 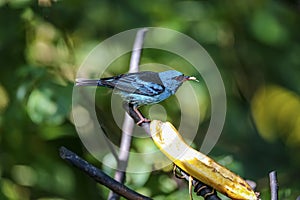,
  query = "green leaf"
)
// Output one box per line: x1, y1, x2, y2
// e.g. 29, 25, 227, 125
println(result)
251, 11, 288, 45
27, 88, 64, 125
